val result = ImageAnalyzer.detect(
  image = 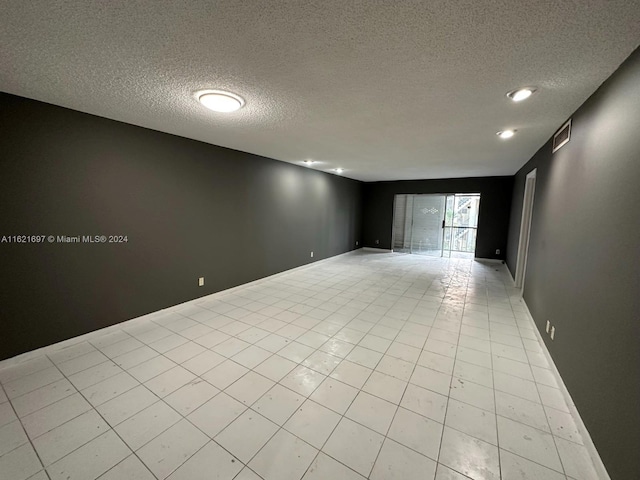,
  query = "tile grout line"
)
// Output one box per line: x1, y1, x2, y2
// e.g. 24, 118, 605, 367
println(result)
1, 370, 67, 407
342, 290, 418, 479
489, 286, 505, 480
490, 270, 568, 478
106, 267, 372, 479
1, 377, 76, 420
267, 270, 432, 477
0, 381, 51, 480
0, 360, 56, 394
7, 296, 537, 436
42, 356, 160, 480
294, 267, 442, 479
239, 305, 398, 480
223, 261, 579, 478
62, 333, 280, 475
149, 293, 393, 479
512, 301, 570, 479
432, 260, 469, 478
14, 312, 400, 475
